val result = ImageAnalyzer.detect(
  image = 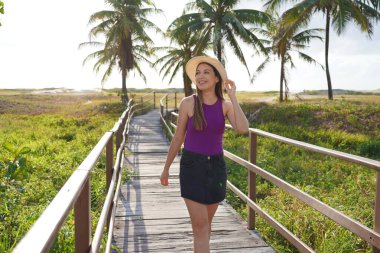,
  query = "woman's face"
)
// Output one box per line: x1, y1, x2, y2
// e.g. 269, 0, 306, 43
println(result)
195, 63, 219, 91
